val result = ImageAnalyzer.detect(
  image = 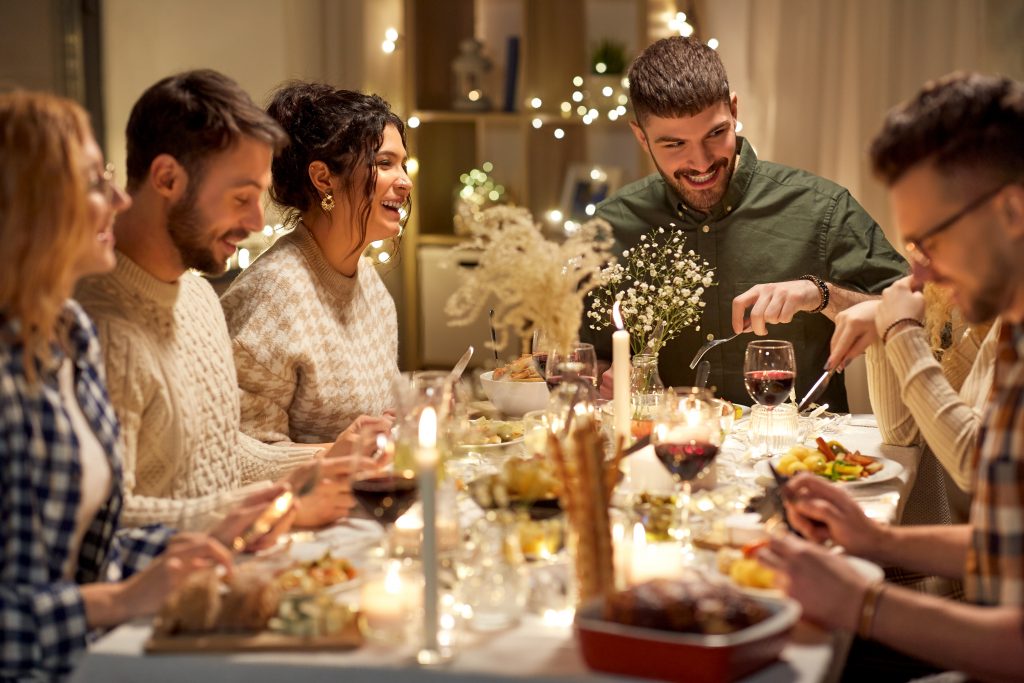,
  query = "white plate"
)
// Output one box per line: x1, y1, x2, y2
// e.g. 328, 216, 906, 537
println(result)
755, 453, 904, 487
722, 553, 884, 598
